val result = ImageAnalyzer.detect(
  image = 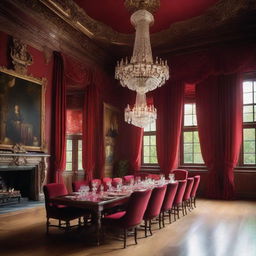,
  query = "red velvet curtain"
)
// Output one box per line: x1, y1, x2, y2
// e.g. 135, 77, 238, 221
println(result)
196, 73, 242, 199
50, 52, 66, 183
155, 81, 184, 176
82, 83, 104, 180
